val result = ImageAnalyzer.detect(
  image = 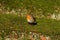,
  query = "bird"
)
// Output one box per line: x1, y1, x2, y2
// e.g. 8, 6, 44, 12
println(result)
26, 14, 37, 25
